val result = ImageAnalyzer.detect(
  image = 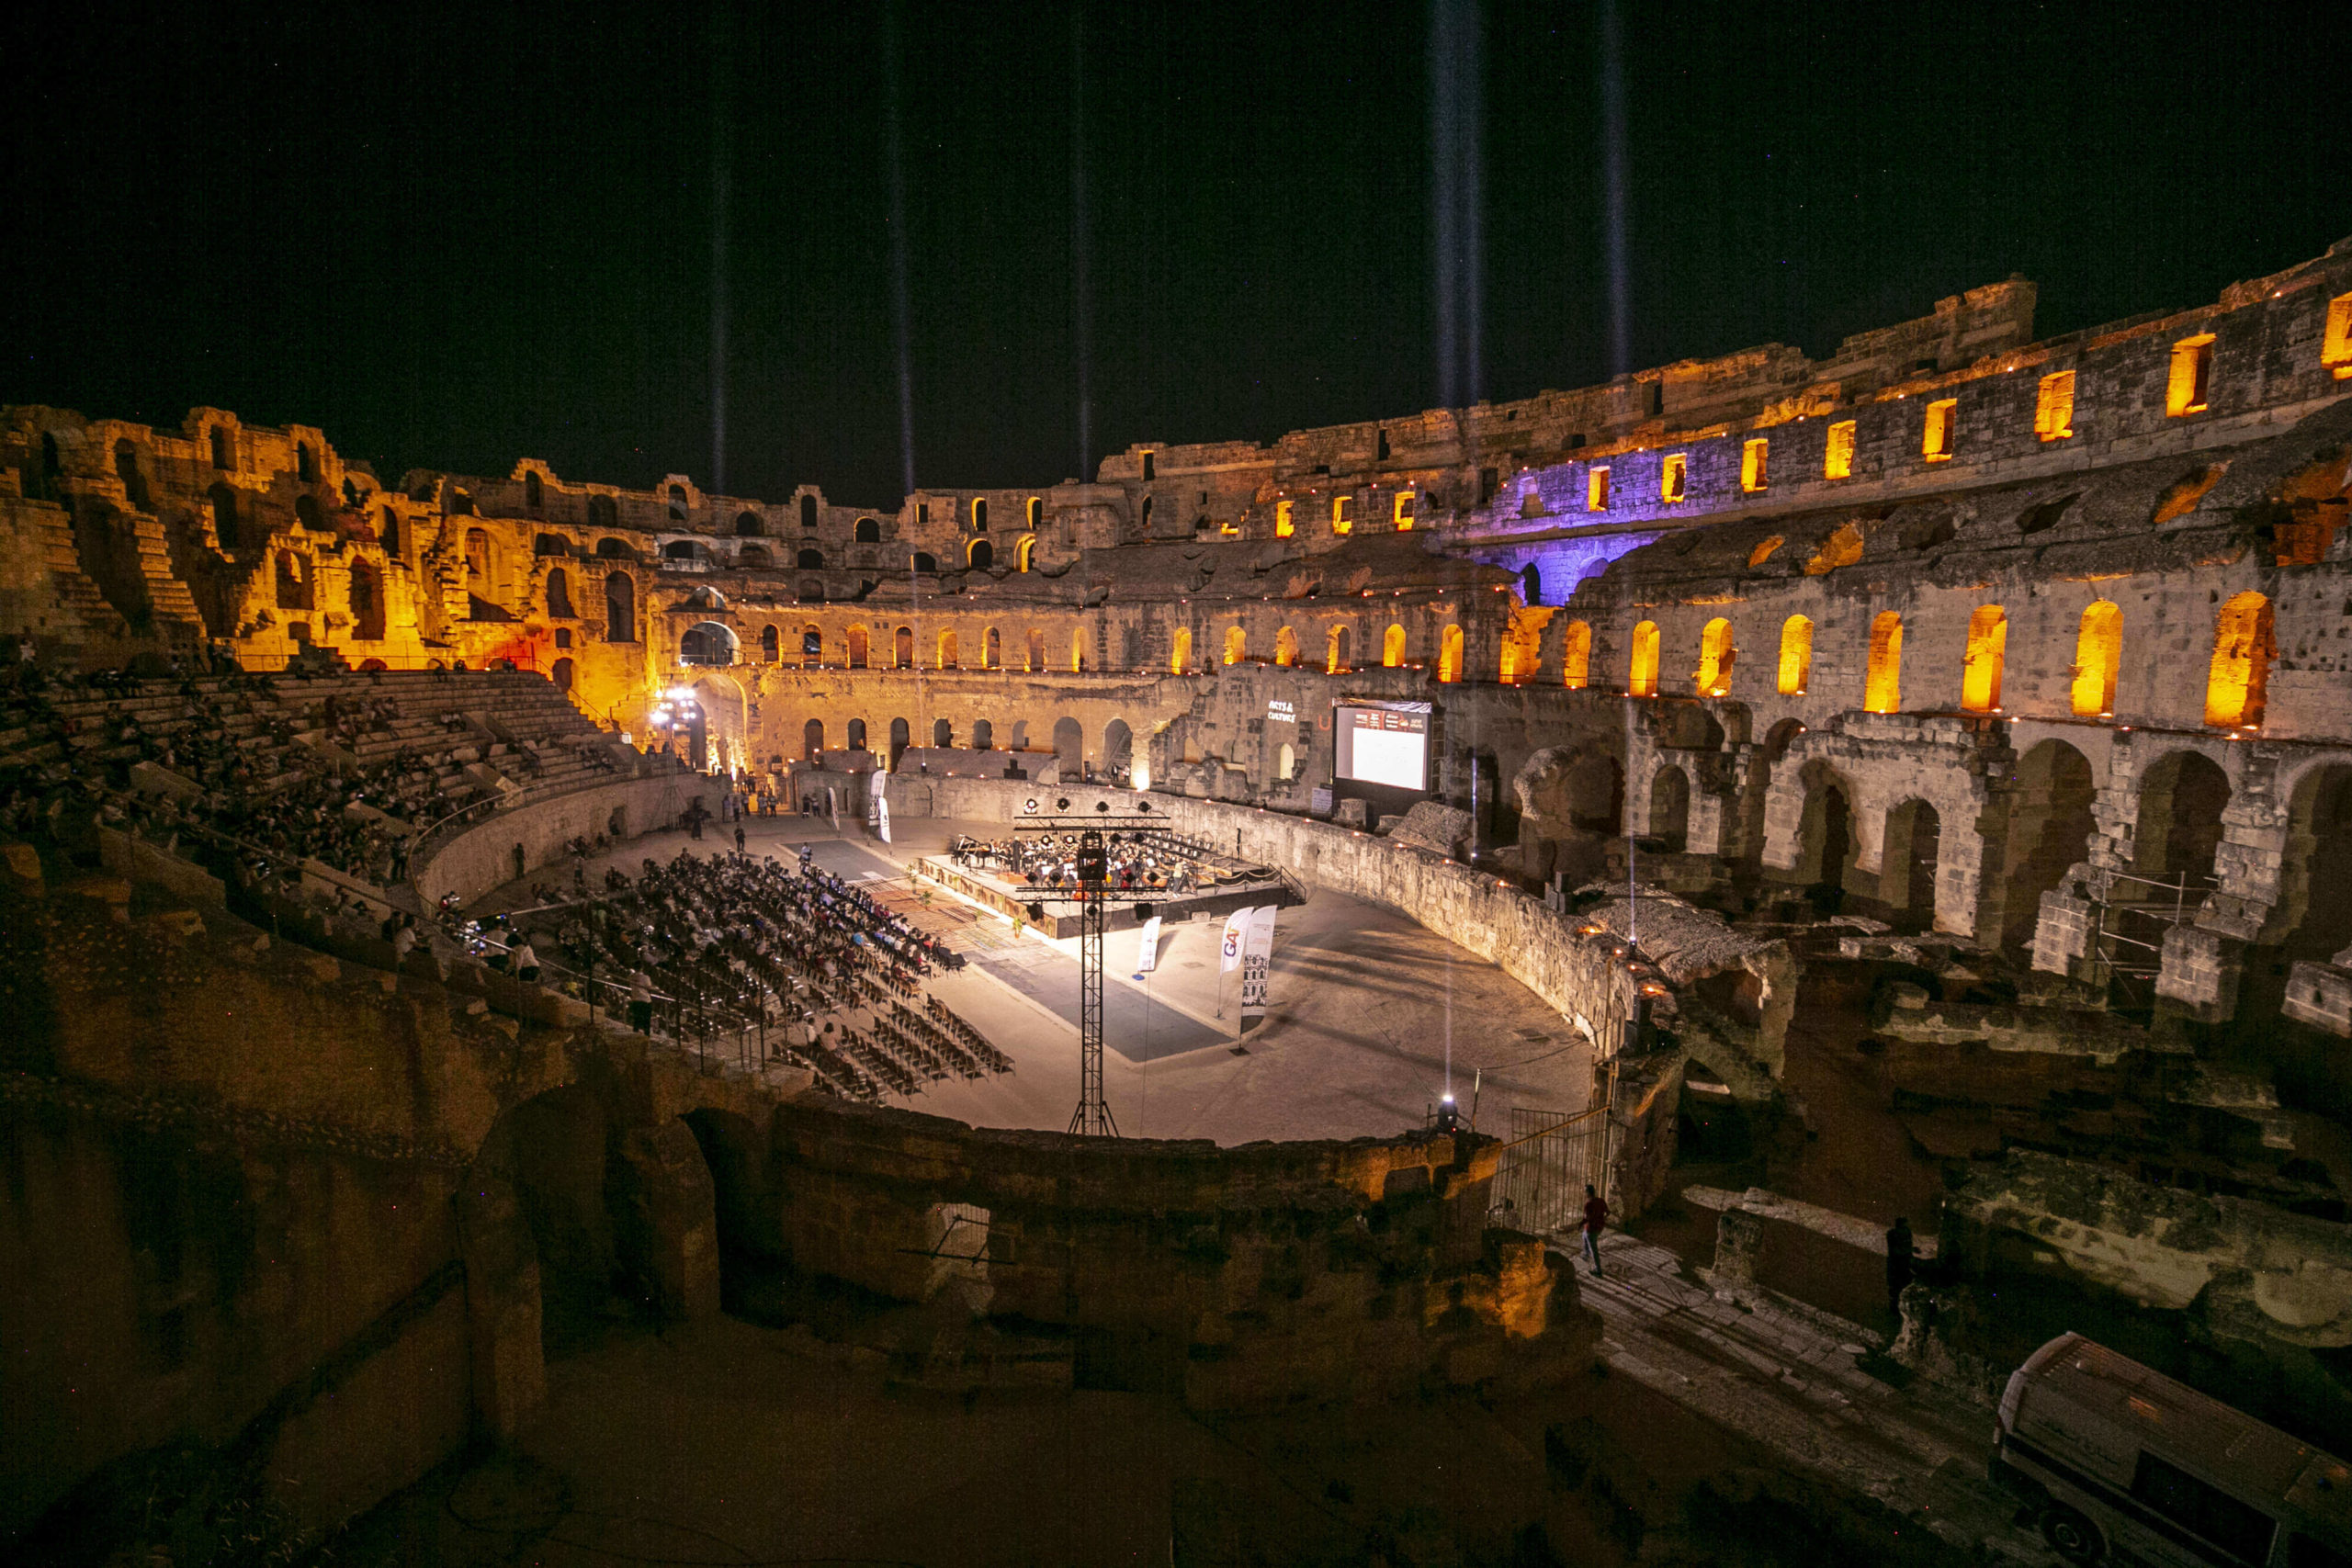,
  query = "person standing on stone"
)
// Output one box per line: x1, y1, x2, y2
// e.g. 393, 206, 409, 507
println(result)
628, 970, 654, 1034
1885, 1217, 1916, 1317
1580, 1184, 1609, 1279
734, 821, 747, 854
